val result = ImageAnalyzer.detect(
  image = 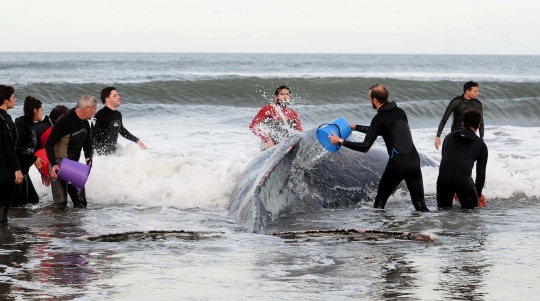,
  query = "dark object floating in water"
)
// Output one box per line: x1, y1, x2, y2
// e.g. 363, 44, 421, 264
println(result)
81, 230, 224, 242
272, 228, 434, 242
